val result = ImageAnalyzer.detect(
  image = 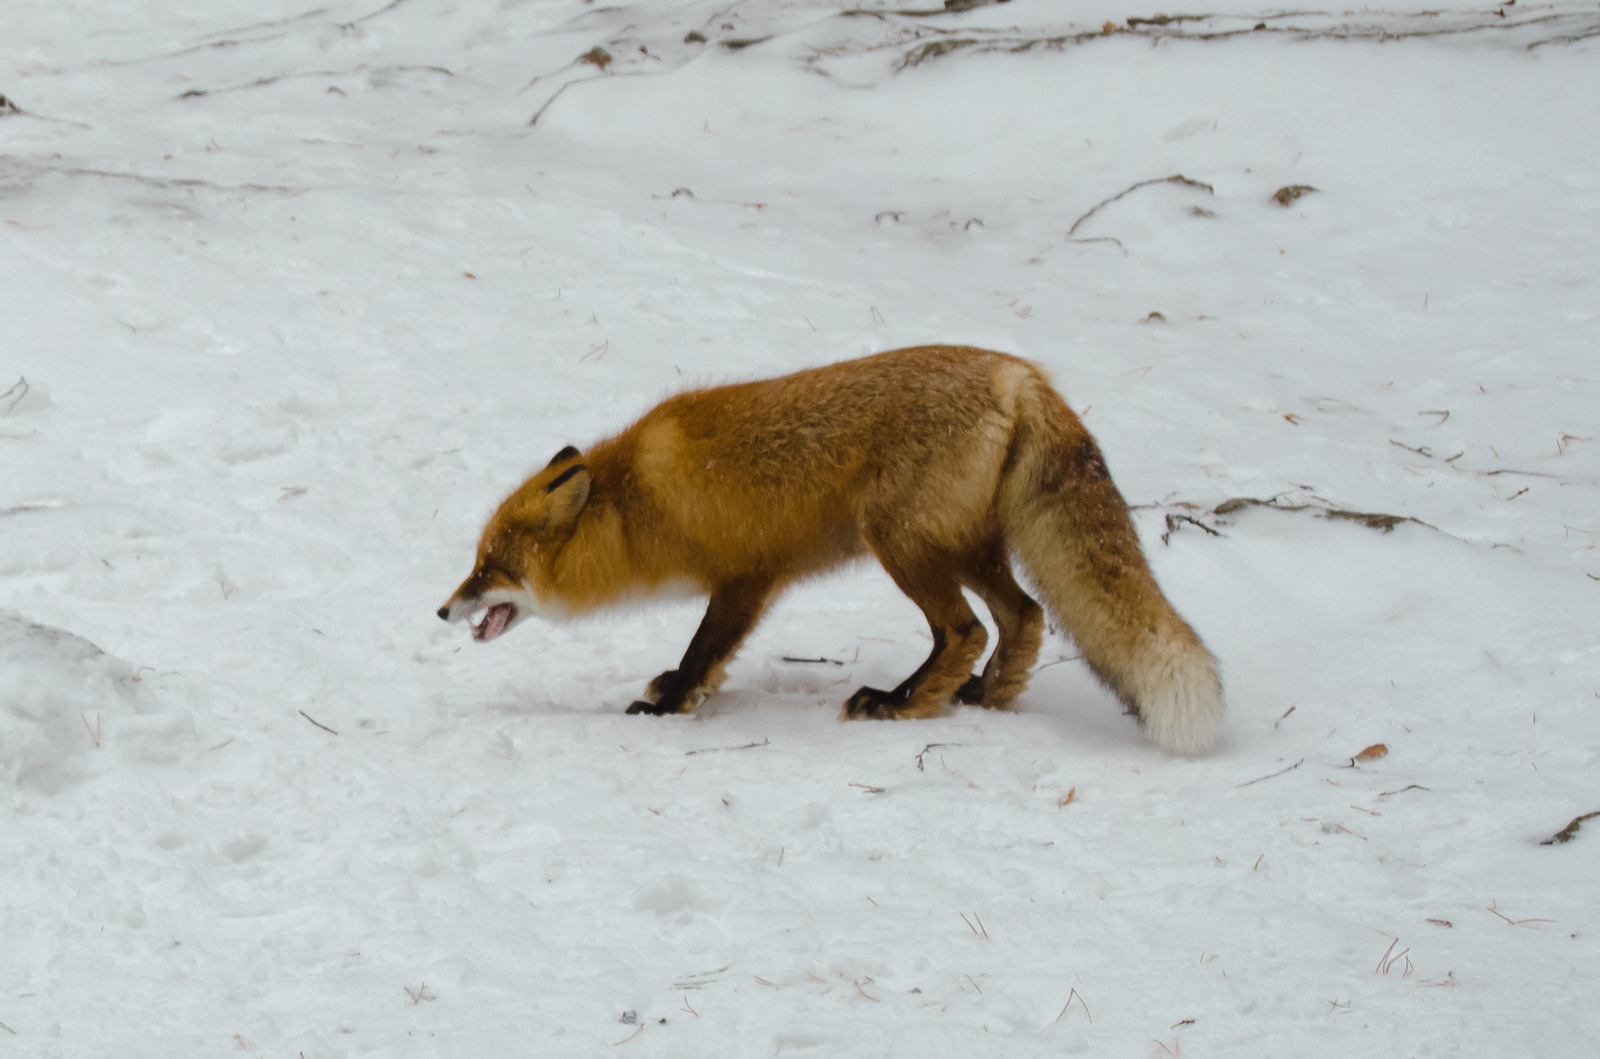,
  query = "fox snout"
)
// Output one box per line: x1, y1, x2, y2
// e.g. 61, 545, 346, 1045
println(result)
436, 593, 473, 623
435, 595, 473, 627
438, 592, 522, 642
438, 562, 538, 644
